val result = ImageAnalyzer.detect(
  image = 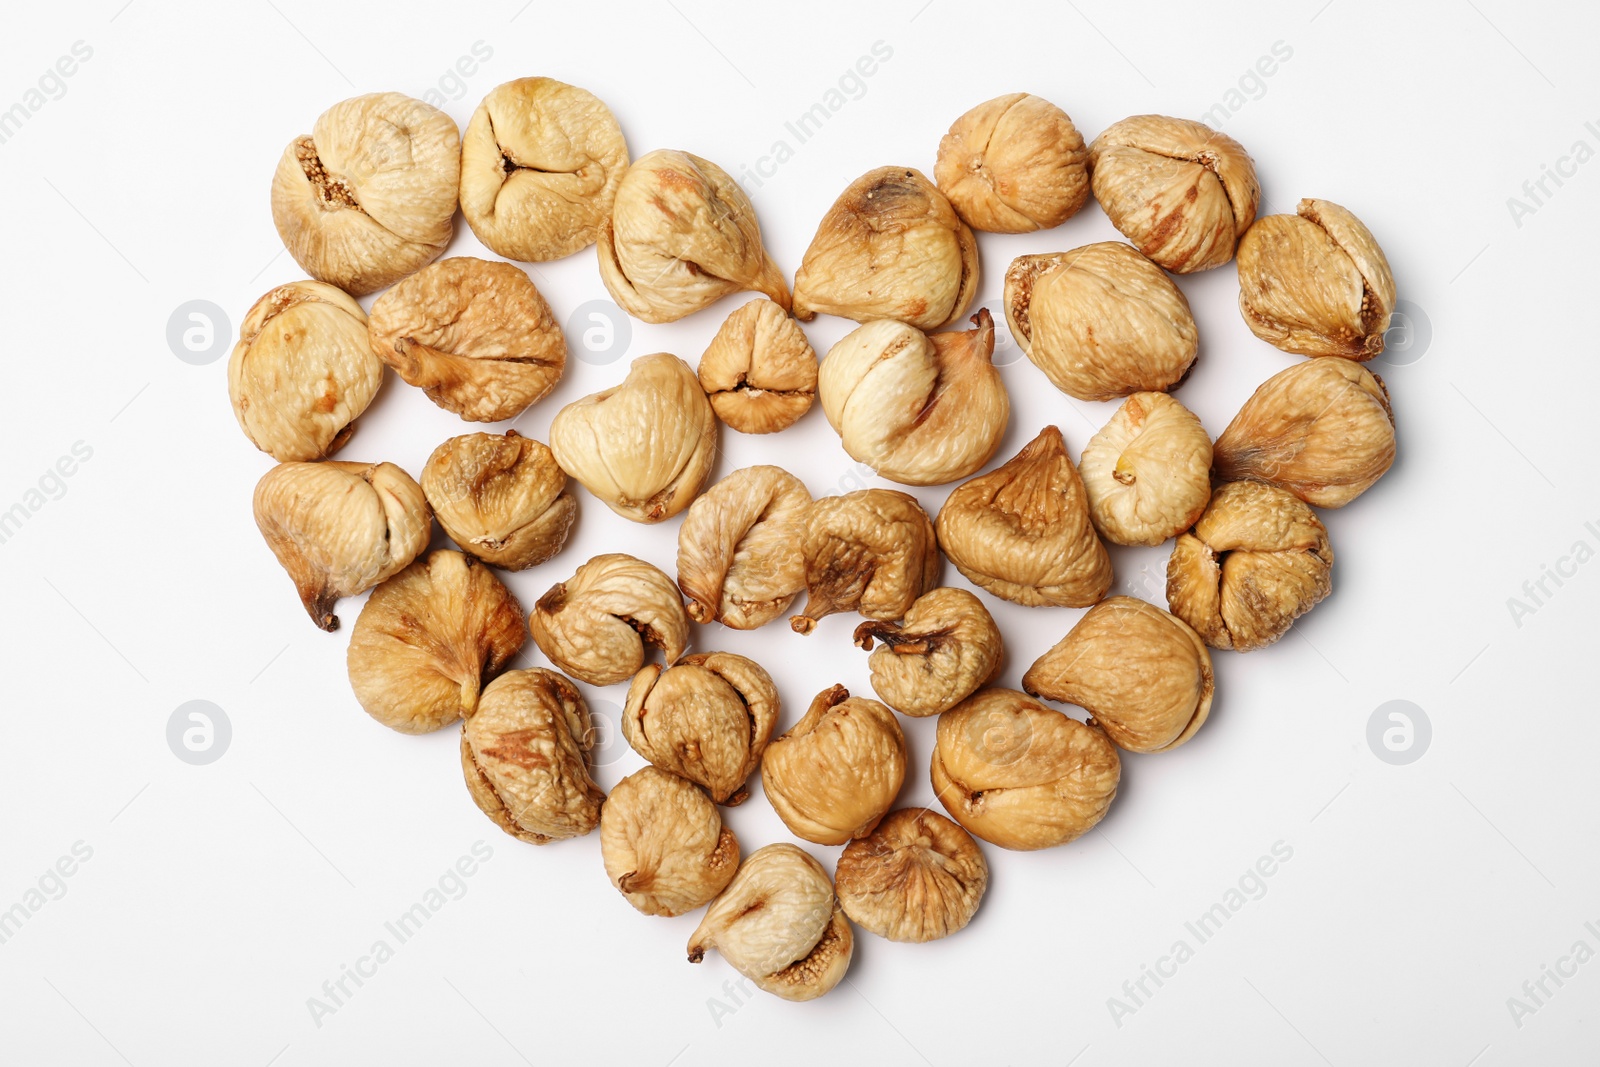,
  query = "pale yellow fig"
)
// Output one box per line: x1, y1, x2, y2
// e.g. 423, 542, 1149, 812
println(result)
697, 299, 817, 434
852, 587, 1002, 718
792, 166, 979, 330
677, 466, 811, 630
935, 93, 1089, 233
600, 767, 739, 917
596, 149, 789, 323
459, 77, 629, 262
791, 489, 941, 634
834, 809, 988, 943
760, 685, 907, 845
420, 431, 576, 571
529, 553, 689, 687
270, 92, 459, 295
818, 310, 1009, 486
1079, 392, 1212, 546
